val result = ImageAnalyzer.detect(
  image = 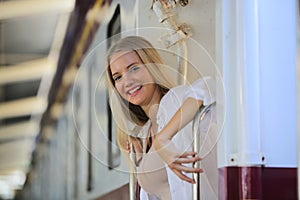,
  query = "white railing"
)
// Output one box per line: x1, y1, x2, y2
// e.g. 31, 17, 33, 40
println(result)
129, 143, 138, 200
192, 102, 216, 200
